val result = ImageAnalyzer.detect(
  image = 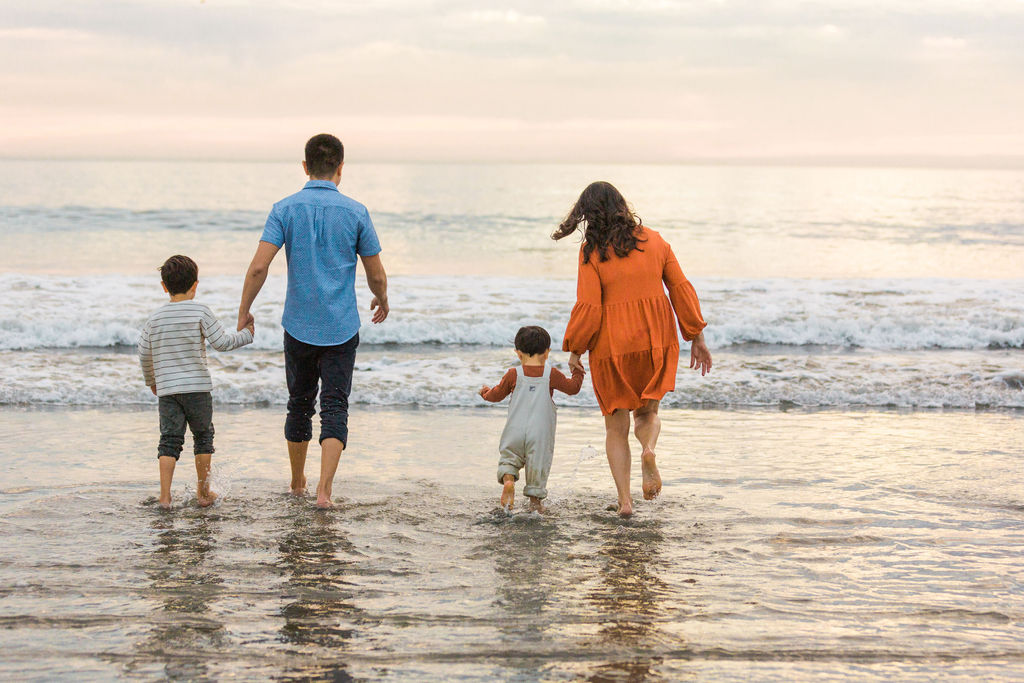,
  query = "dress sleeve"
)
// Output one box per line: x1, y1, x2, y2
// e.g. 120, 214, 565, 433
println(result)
562, 249, 603, 354
663, 241, 707, 342
481, 368, 517, 402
